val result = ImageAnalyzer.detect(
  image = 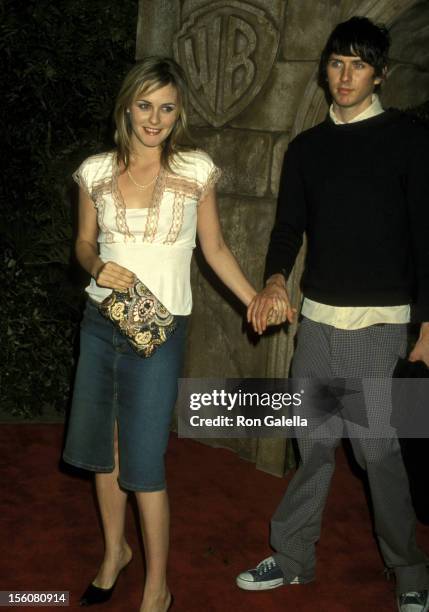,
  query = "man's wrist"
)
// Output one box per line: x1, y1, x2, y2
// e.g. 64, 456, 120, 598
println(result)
265, 273, 287, 289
